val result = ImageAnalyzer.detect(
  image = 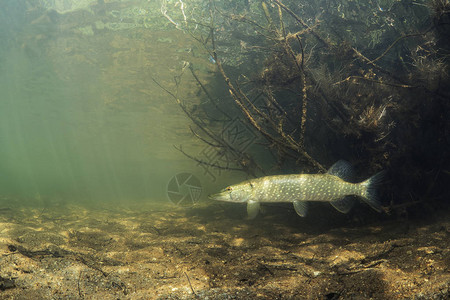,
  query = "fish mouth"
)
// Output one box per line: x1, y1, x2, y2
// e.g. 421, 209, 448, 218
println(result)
208, 191, 230, 202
